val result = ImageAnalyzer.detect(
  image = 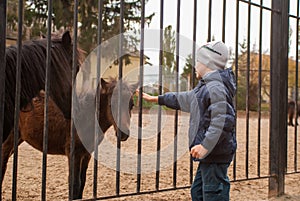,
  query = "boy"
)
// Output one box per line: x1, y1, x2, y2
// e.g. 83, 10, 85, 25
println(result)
139, 41, 237, 200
